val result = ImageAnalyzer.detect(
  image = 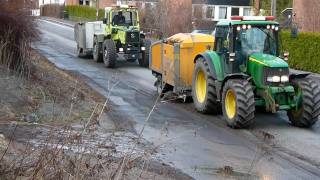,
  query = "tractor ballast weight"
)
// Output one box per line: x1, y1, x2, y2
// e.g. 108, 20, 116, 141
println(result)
150, 16, 320, 129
